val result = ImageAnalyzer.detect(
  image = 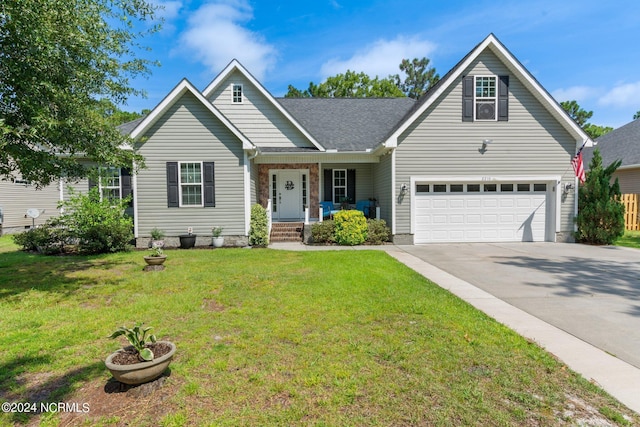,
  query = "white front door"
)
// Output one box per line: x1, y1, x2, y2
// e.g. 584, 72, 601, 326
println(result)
272, 170, 306, 220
